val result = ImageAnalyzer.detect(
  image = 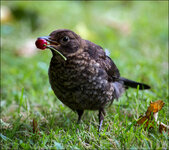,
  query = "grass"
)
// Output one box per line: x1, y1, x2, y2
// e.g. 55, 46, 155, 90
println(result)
1, 1, 168, 149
